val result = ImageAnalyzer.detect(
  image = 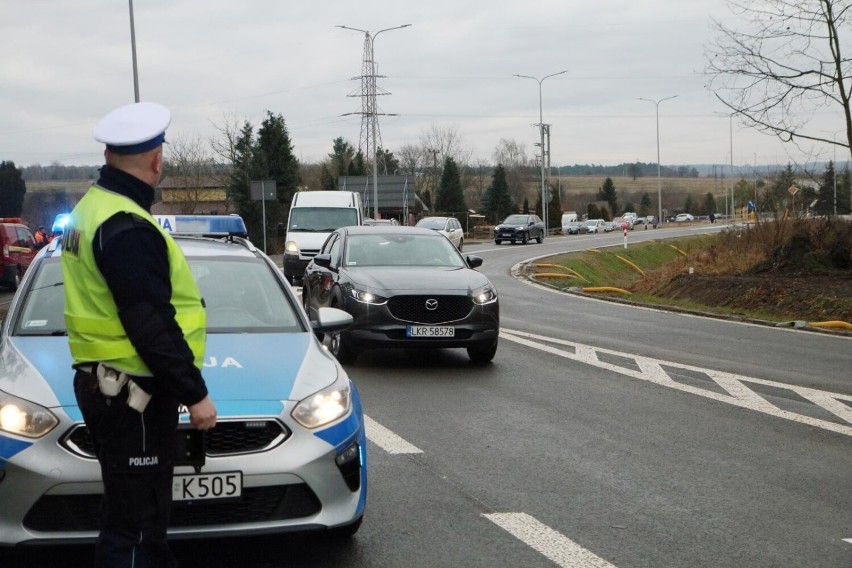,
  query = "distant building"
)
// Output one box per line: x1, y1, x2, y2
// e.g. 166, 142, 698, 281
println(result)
152, 175, 233, 215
